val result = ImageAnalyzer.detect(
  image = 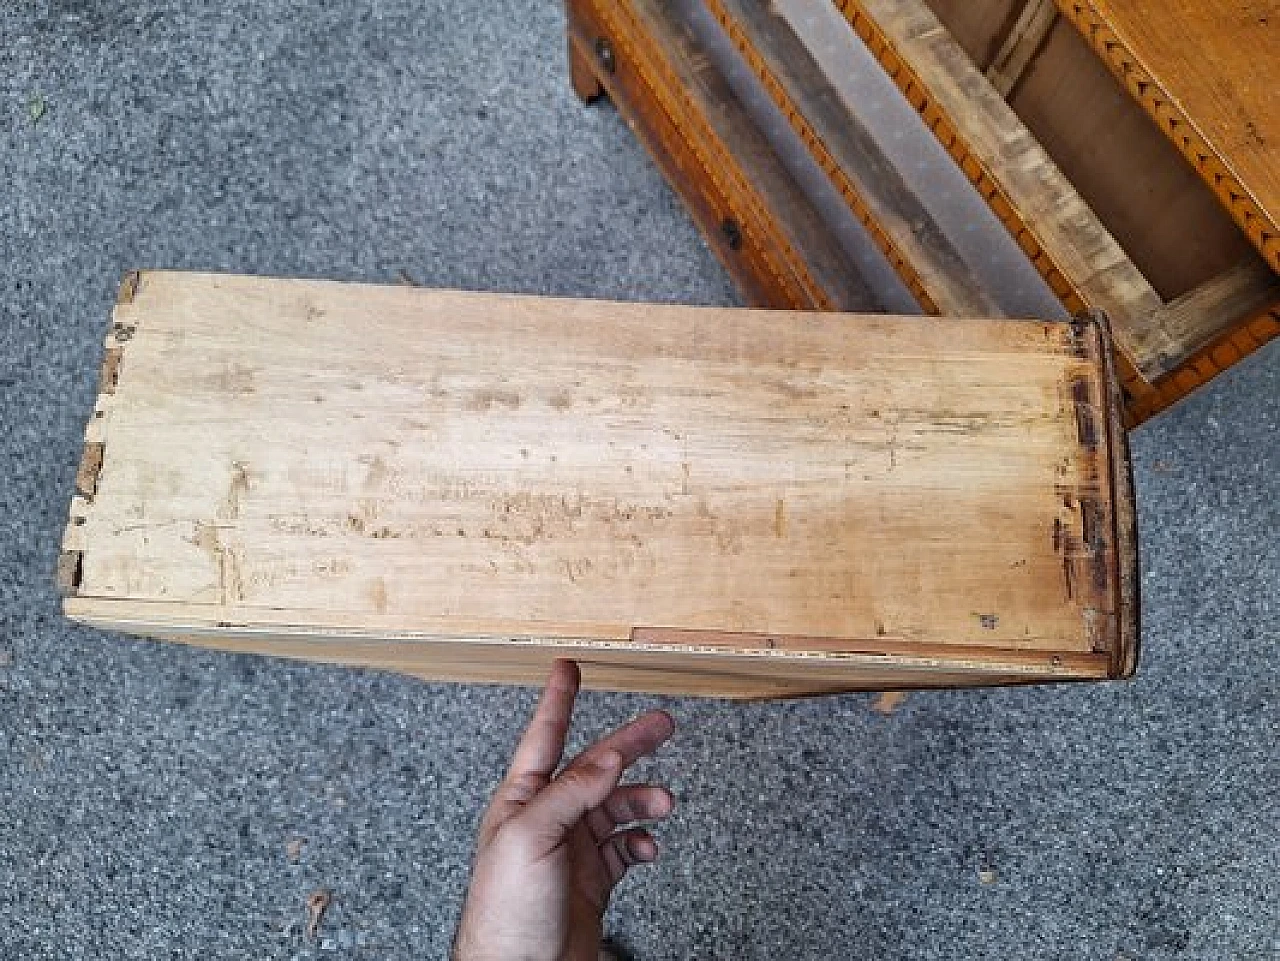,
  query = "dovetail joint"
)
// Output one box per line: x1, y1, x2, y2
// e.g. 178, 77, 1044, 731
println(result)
76, 442, 105, 498
116, 270, 142, 305
57, 550, 85, 595
100, 347, 123, 395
